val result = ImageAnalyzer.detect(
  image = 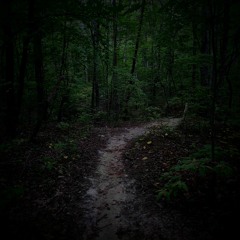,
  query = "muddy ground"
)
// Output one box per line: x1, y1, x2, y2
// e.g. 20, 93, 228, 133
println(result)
0, 118, 239, 240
